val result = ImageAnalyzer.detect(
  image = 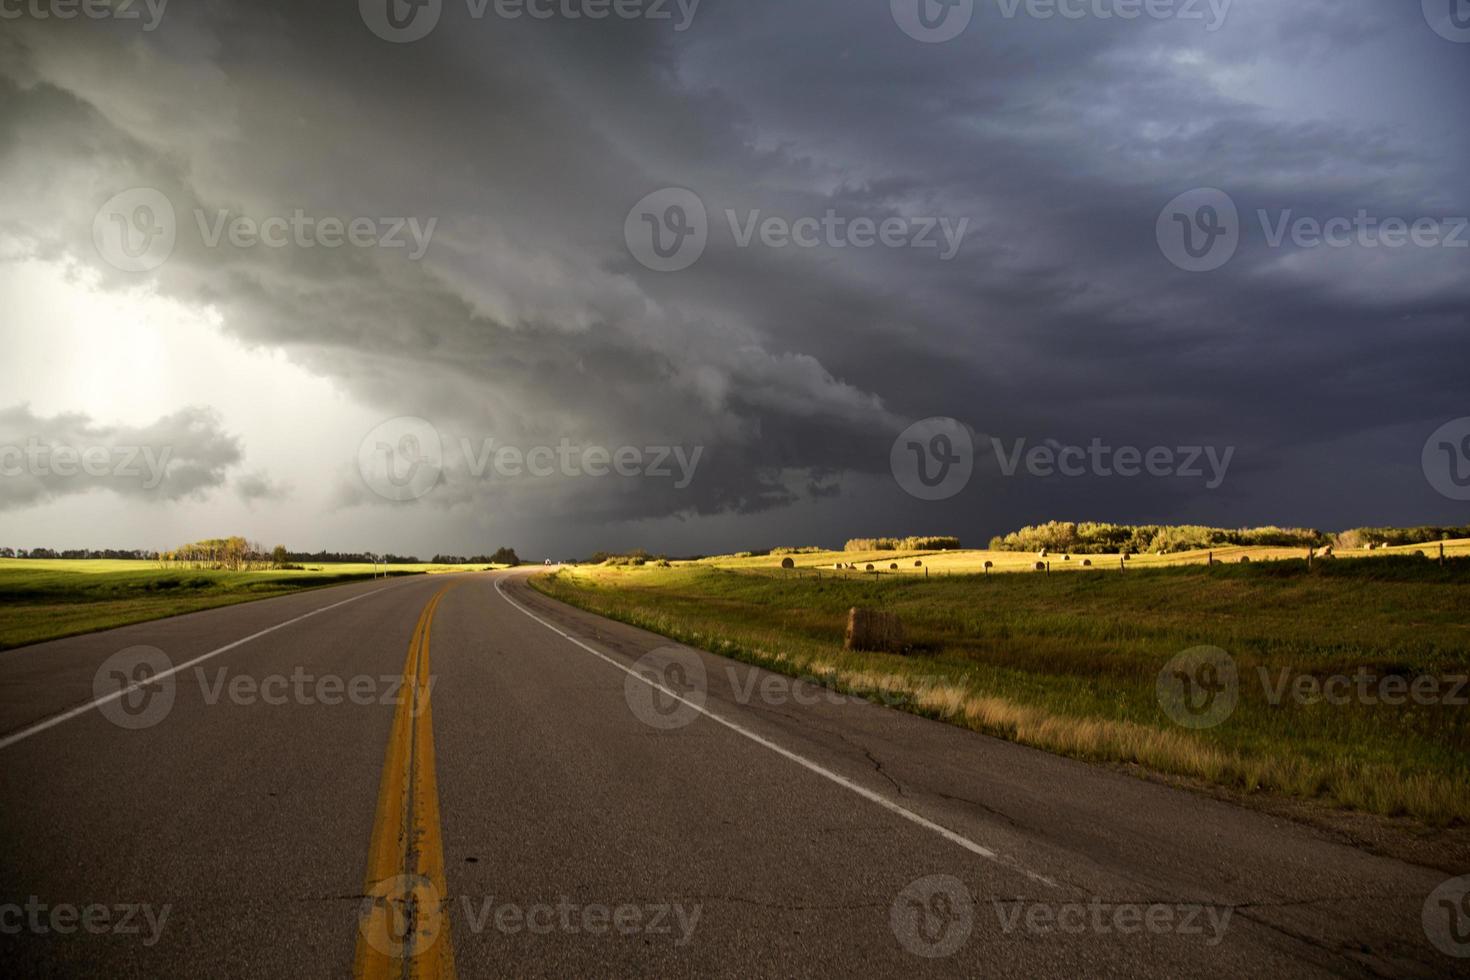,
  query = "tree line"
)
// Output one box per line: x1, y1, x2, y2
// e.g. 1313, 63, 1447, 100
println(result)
987, 521, 1470, 554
